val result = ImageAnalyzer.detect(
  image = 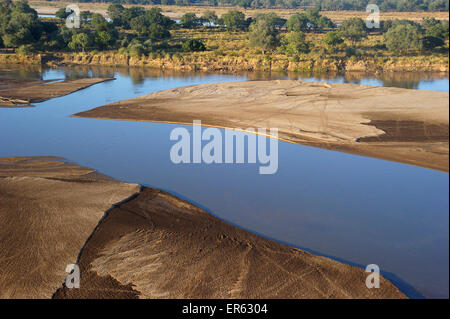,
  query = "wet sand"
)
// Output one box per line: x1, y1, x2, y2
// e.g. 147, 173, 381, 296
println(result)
75, 80, 449, 172
0, 77, 113, 107
0, 156, 405, 299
